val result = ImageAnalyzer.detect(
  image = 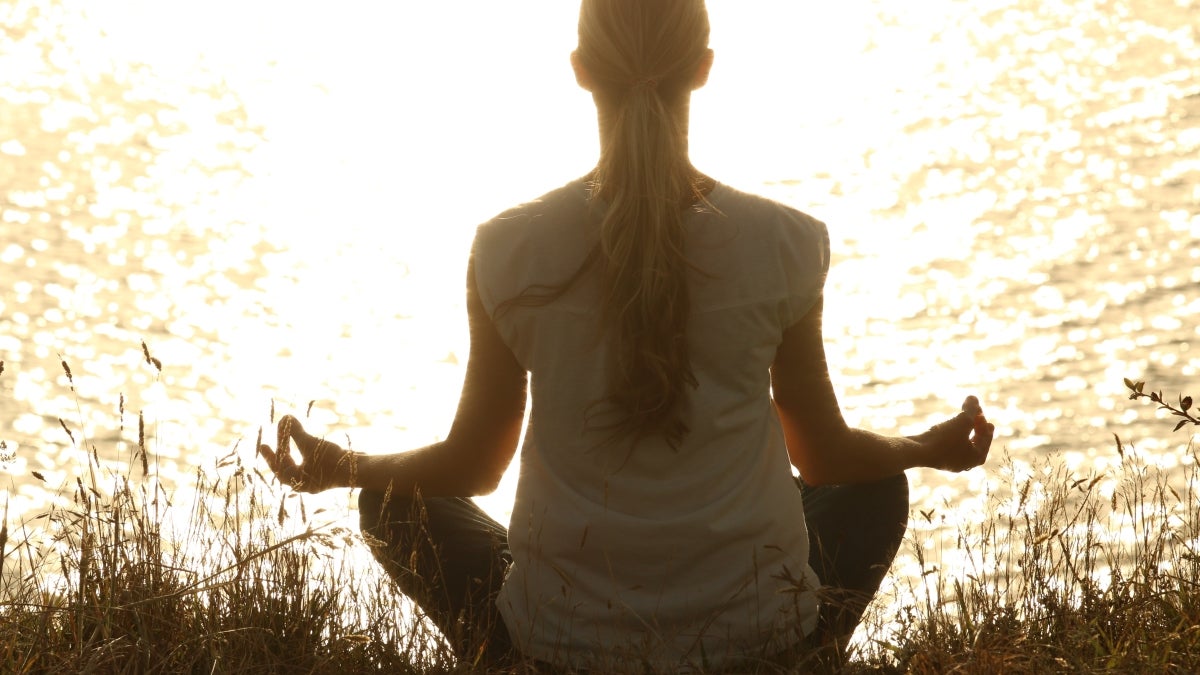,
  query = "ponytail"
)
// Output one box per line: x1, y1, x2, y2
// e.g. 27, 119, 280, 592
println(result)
576, 0, 711, 448
499, 1, 711, 449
